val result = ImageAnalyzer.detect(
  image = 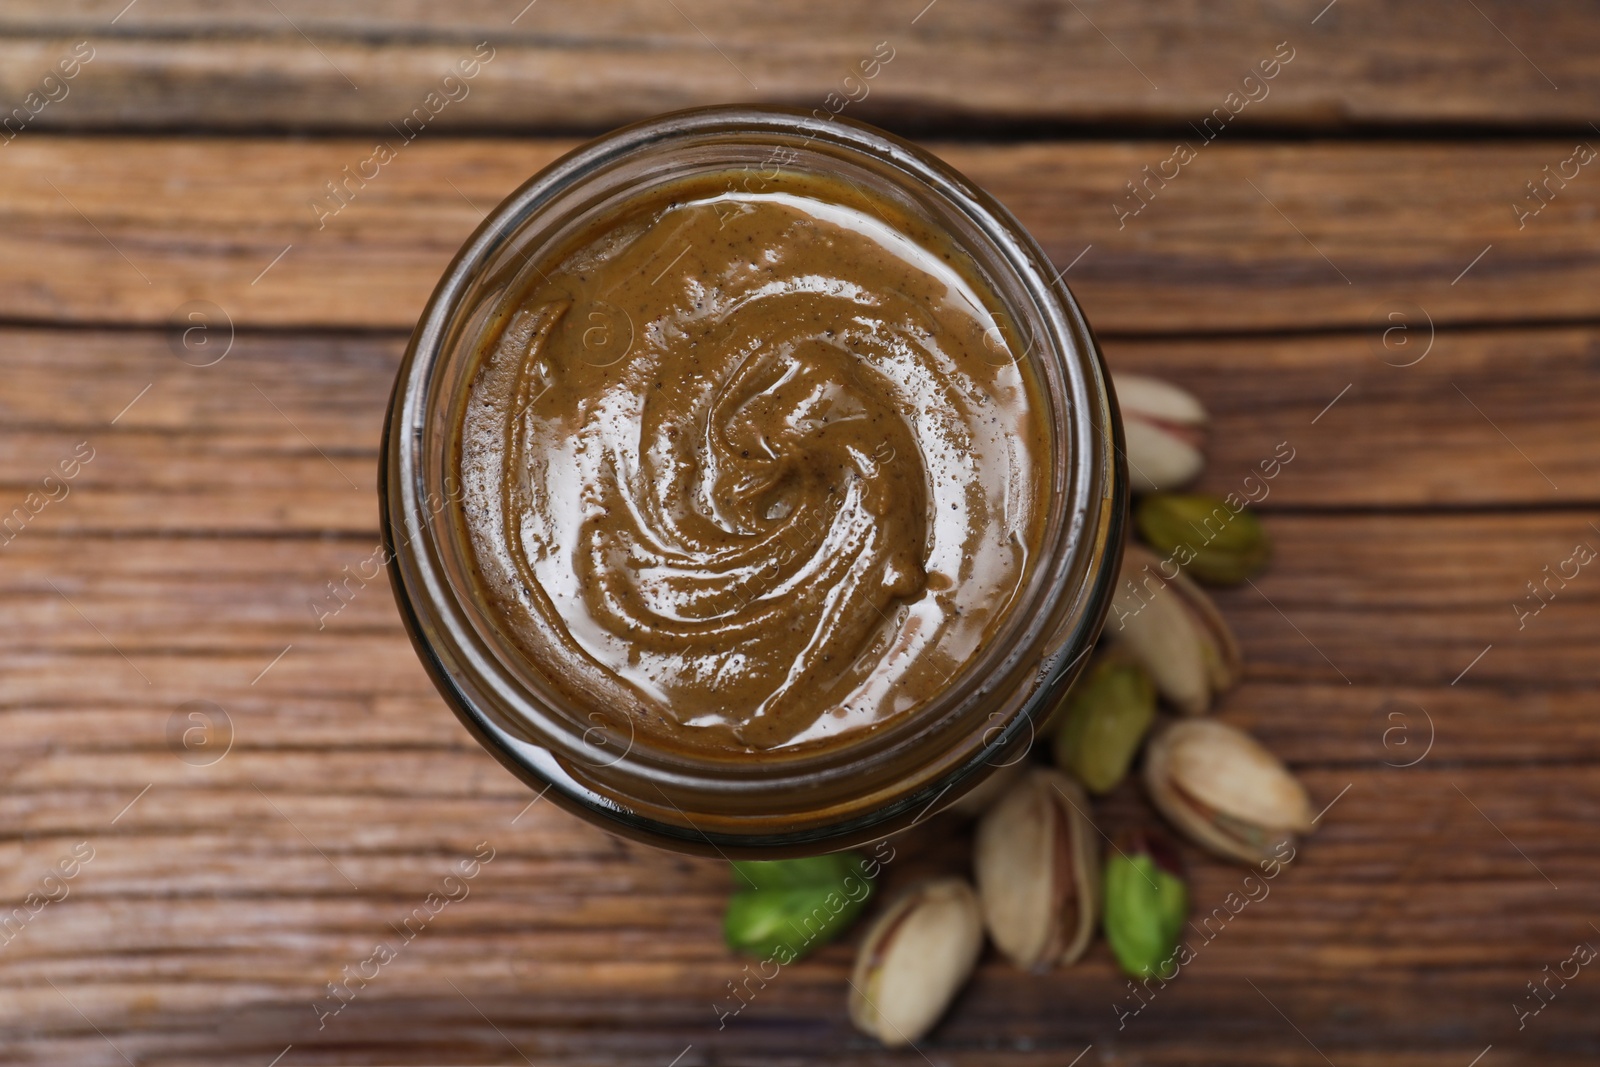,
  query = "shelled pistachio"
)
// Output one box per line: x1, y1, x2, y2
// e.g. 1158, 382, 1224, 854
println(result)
1102, 830, 1188, 979
848, 878, 984, 1046
973, 769, 1100, 970
723, 853, 874, 961
1135, 492, 1271, 585
1144, 720, 1315, 864
1051, 651, 1157, 795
